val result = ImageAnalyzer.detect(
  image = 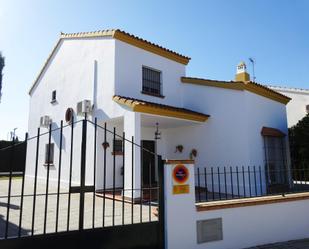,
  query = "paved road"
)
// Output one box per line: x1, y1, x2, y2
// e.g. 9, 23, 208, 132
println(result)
245, 238, 309, 249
